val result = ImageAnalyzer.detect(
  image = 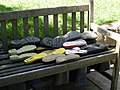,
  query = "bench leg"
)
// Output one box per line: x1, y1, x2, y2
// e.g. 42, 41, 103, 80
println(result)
55, 71, 69, 86
111, 58, 119, 90
75, 68, 87, 87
